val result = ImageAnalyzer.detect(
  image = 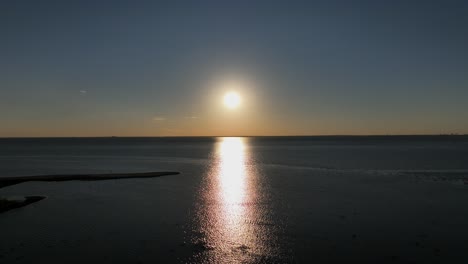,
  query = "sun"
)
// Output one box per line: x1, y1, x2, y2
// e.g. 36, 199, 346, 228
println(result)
223, 92, 241, 109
